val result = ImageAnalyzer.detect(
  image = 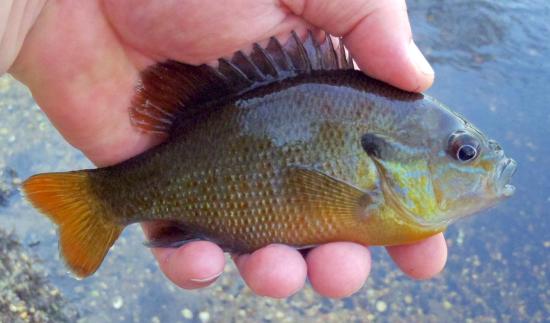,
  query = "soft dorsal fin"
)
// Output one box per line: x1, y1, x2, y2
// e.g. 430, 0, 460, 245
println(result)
130, 31, 354, 134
